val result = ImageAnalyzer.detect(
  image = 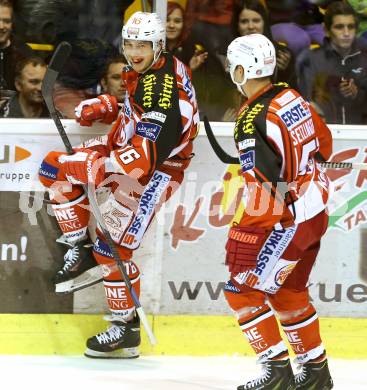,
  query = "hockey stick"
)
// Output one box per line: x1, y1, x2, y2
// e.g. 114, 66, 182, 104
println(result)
203, 116, 367, 170
42, 41, 156, 345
